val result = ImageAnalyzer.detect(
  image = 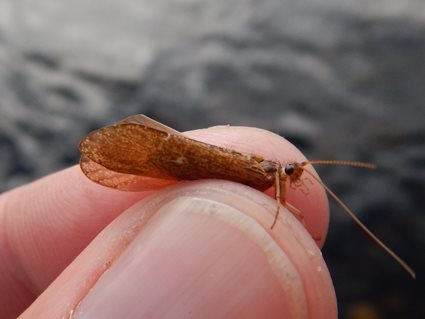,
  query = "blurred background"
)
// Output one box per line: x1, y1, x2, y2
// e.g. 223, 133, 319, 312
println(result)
0, 0, 424, 318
